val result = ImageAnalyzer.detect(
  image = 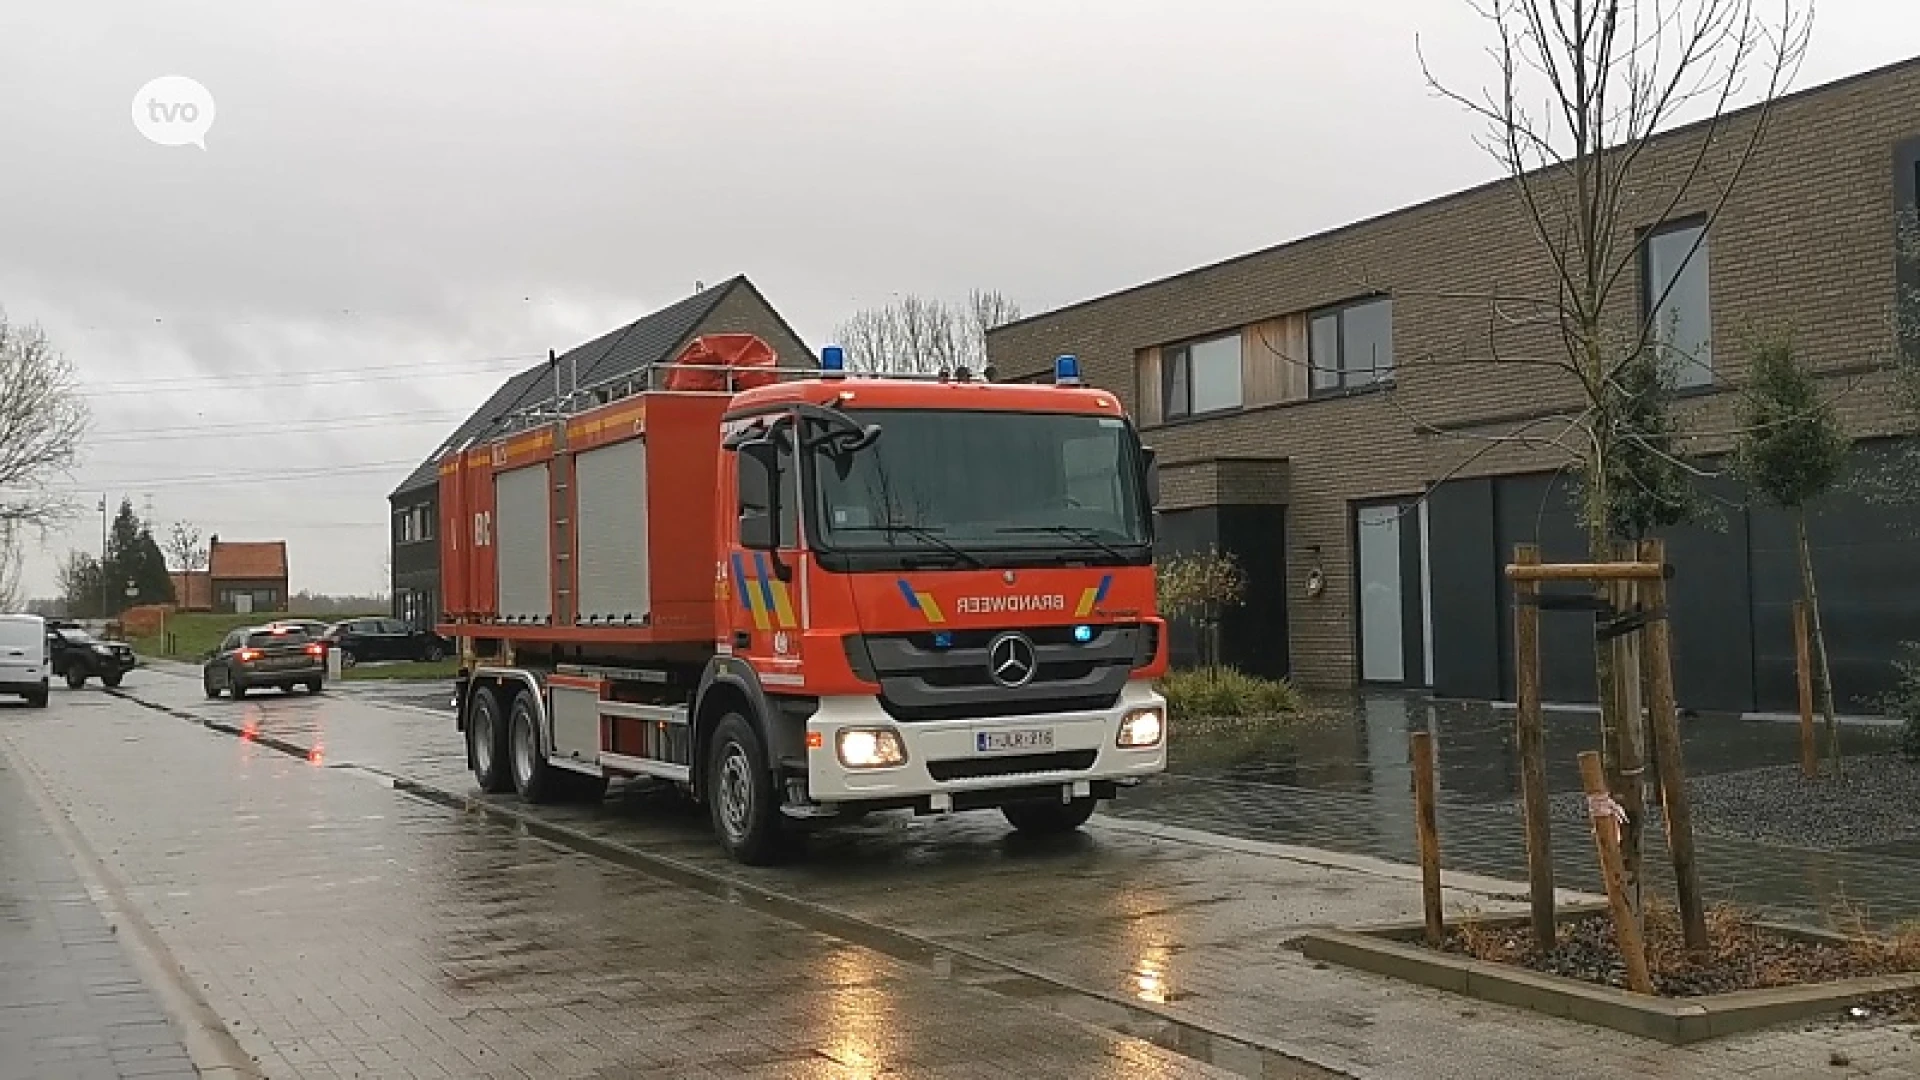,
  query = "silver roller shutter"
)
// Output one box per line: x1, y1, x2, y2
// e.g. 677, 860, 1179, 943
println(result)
573, 438, 651, 622
494, 462, 552, 620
